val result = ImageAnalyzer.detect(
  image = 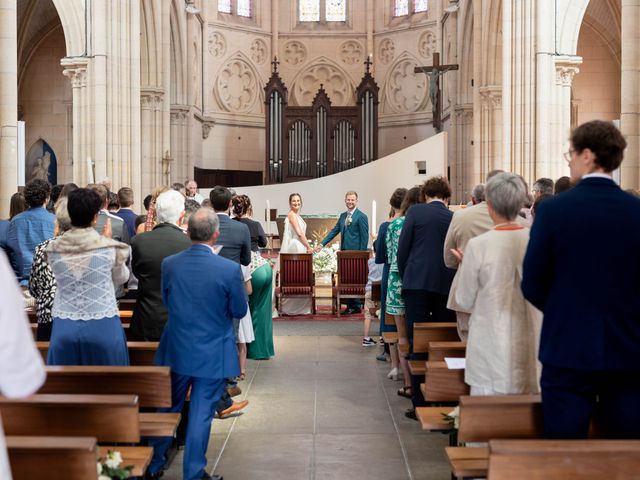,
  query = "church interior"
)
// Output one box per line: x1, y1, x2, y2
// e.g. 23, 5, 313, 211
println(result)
0, 0, 639, 479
